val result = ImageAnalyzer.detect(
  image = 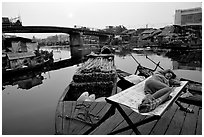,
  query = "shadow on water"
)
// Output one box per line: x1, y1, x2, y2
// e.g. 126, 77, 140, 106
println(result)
165, 49, 202, 70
